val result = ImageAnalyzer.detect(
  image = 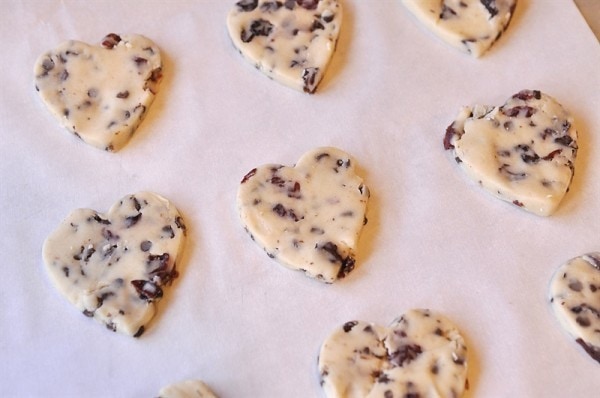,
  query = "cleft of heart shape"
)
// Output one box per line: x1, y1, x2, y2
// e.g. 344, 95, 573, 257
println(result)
42, 192, 186, 337
318, 309, 469, 398
444, 89, 578, 216
237, 147, 369, 283
33, 33, 163, 151
227, 0, 342, 93
401, 0, 517, 57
